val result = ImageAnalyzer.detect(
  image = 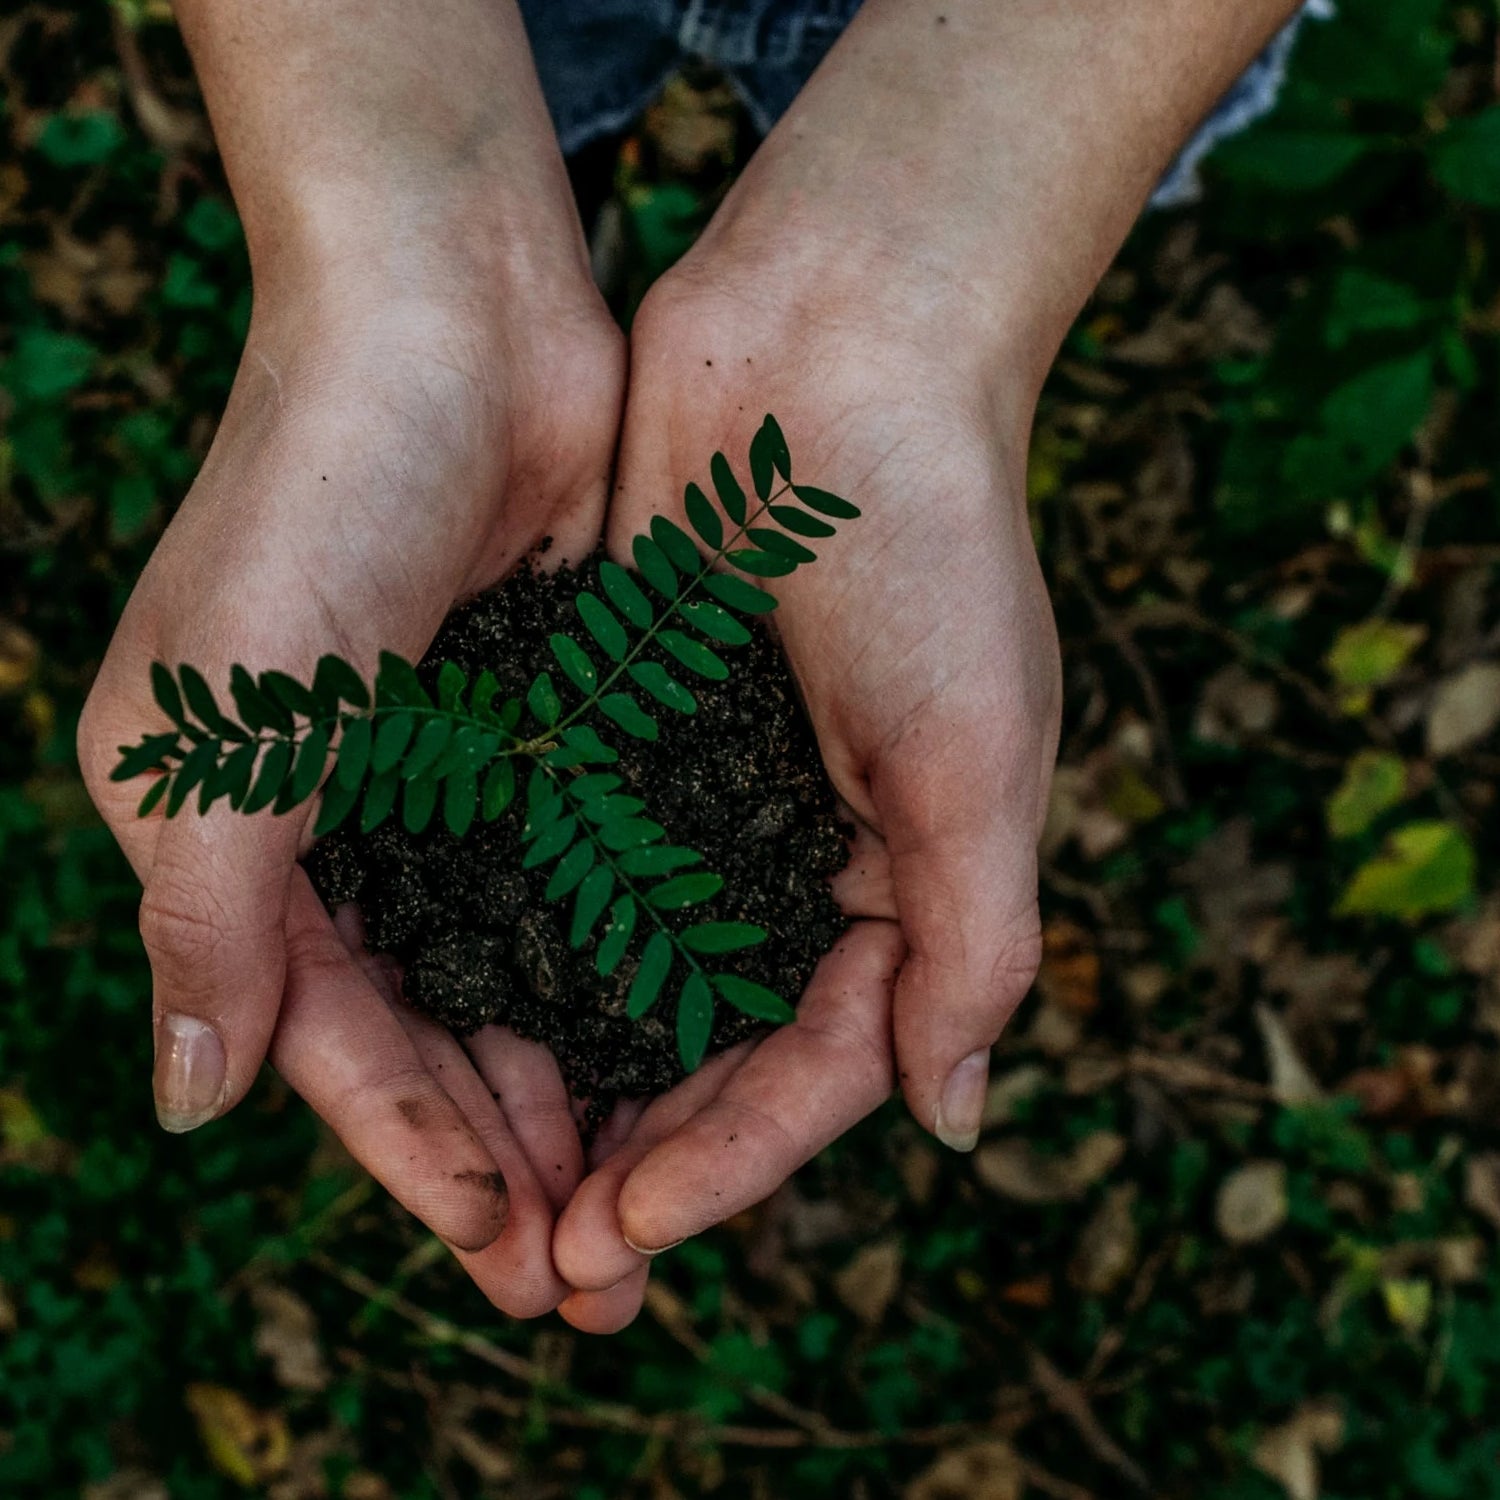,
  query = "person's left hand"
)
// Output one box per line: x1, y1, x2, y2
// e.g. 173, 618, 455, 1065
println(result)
547, 249, 1062, 1332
